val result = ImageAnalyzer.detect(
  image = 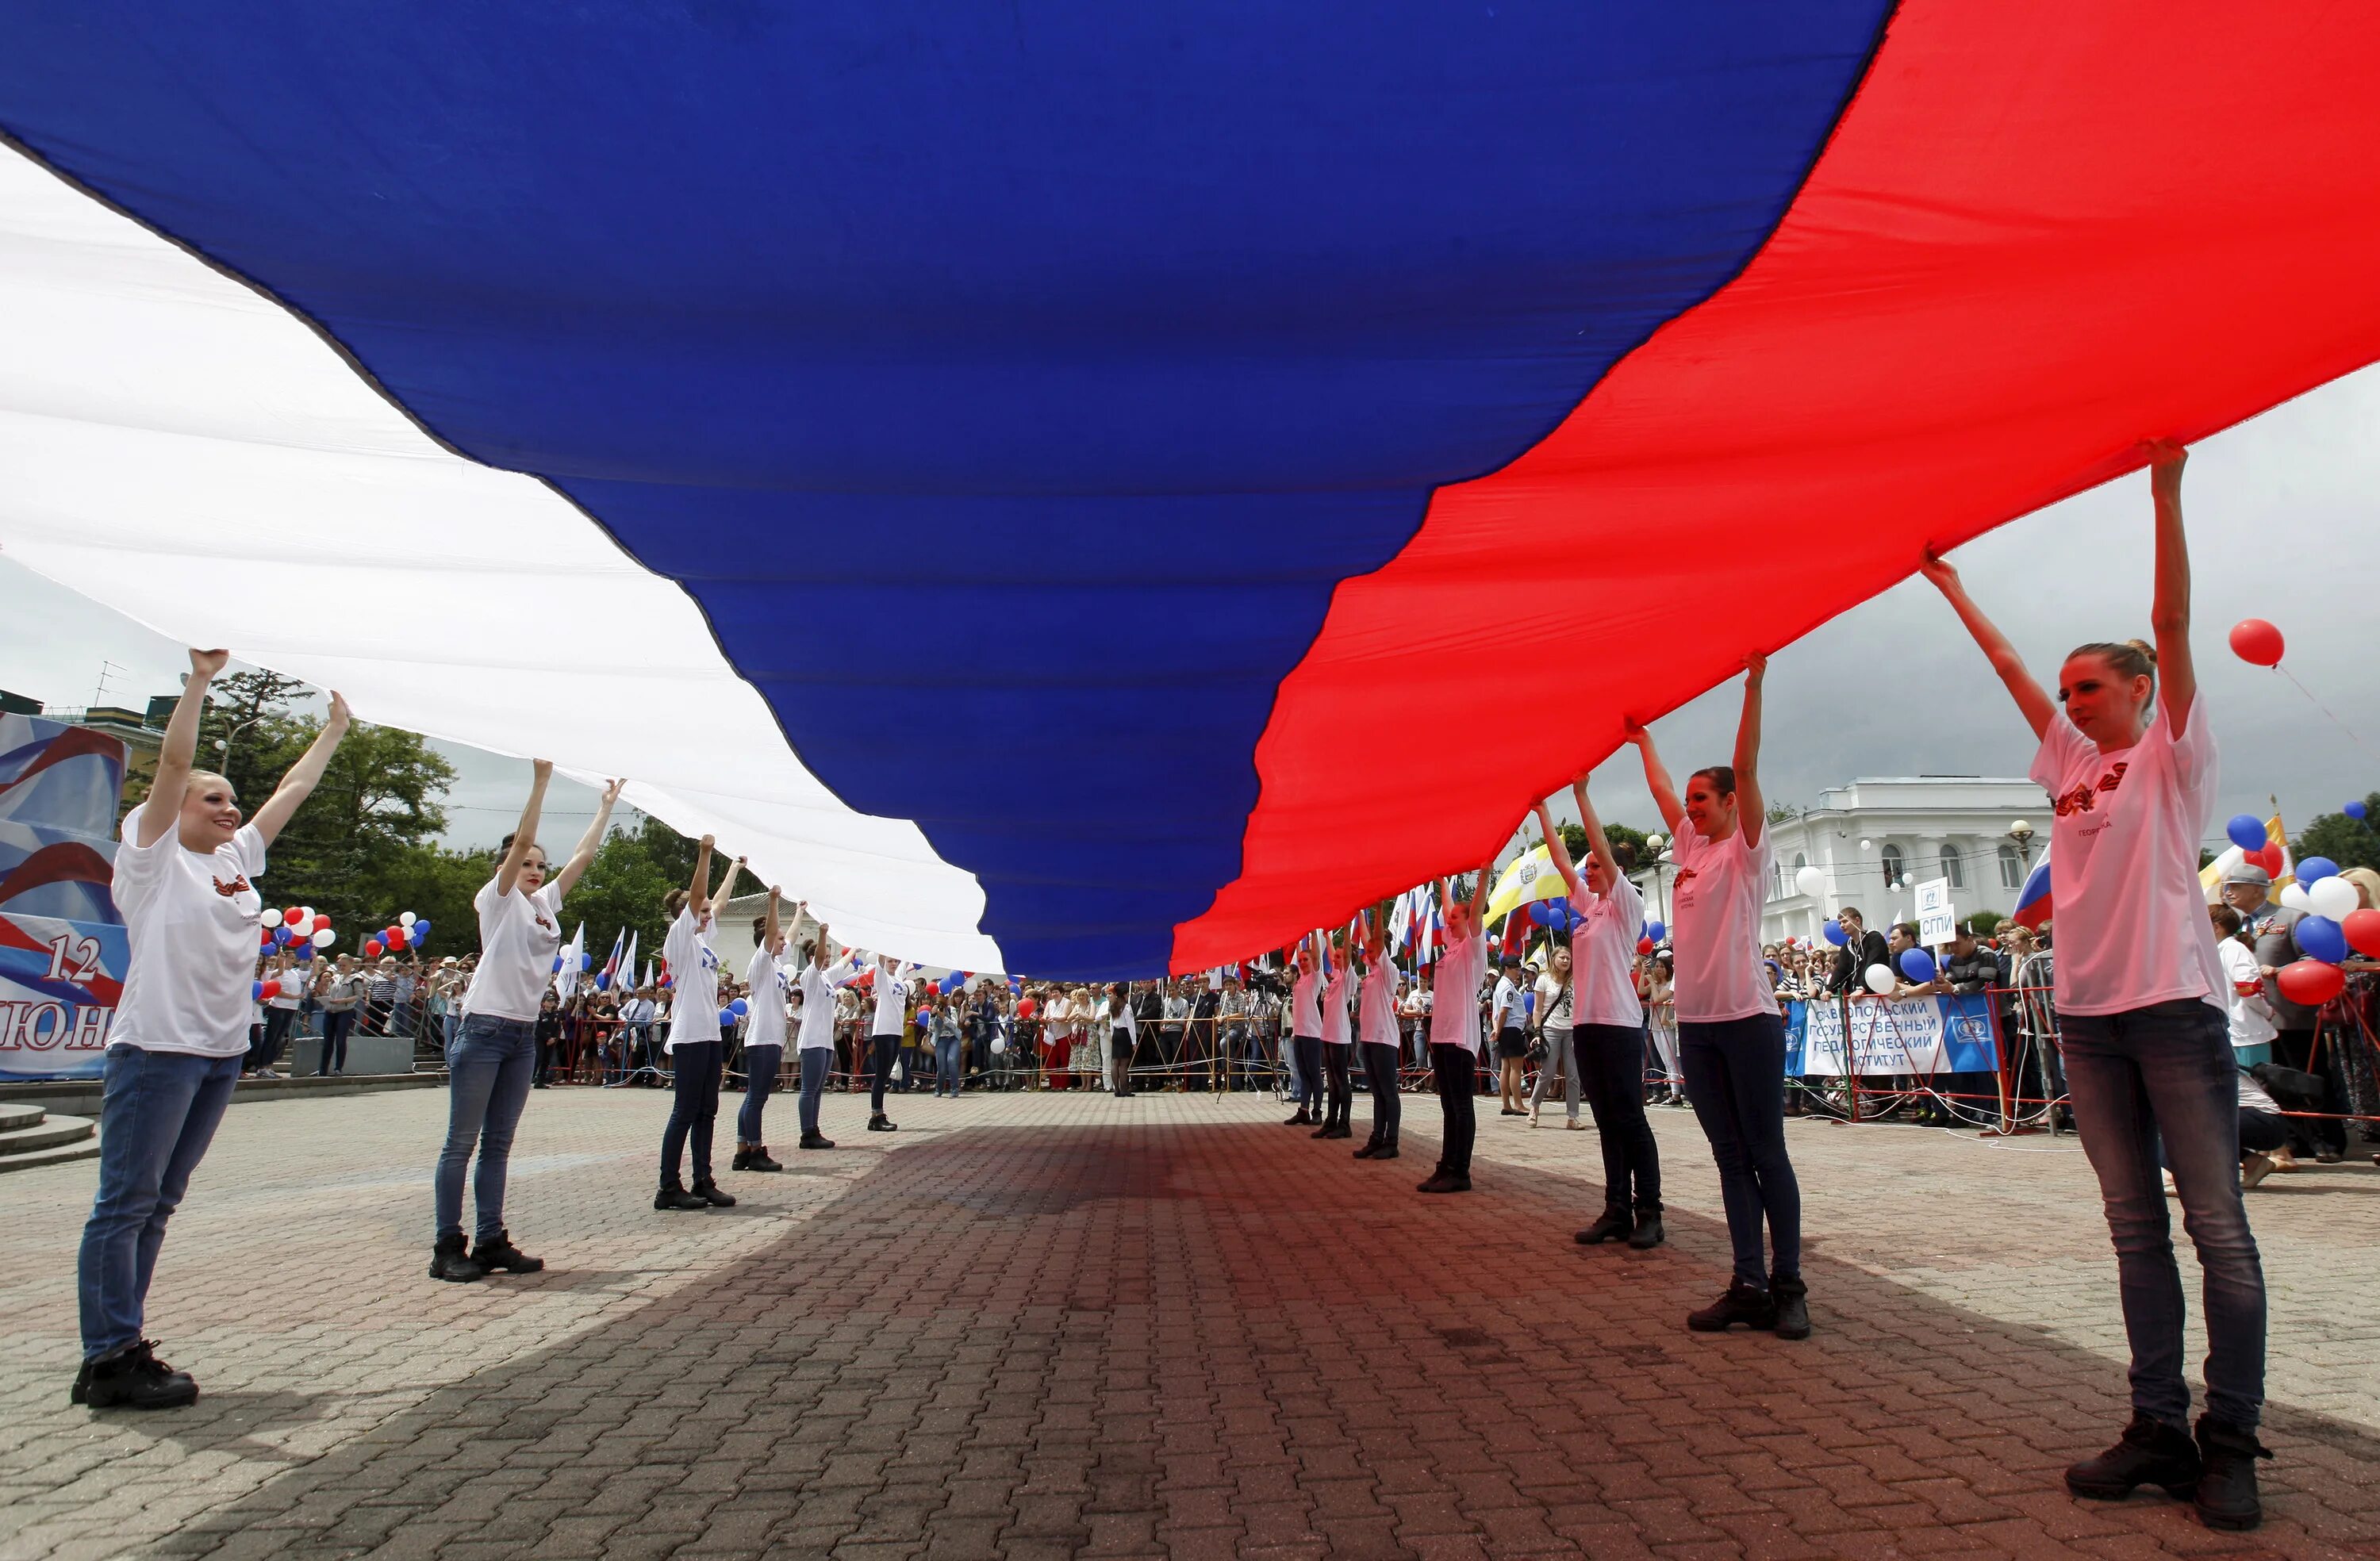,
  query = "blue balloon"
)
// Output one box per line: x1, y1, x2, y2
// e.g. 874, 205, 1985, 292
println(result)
2297, 856, 2340, 885
1644, 920, 1666, 943
294, 942, 314, 962
271, 923, 291, 944
2297, 915, 2348, 965
1822, 921, 1848, 946
594, 972, 610, 990
413, 919, 431, 939
1526, 900, 1553, 928
728, 998, 749, 1018
551, 956, 563, 972
251, 980, 266, 1001
2347, 800, 2370, 822
2225, 814, 2267, 851
1898, 948, 1937, 982
580, 951, 592, 968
